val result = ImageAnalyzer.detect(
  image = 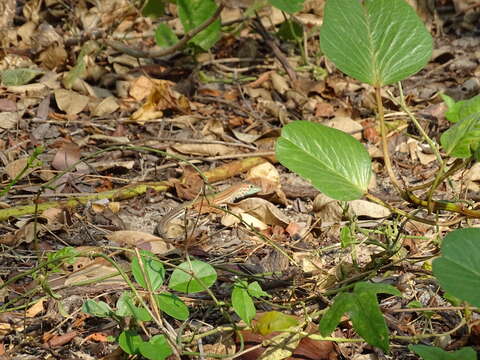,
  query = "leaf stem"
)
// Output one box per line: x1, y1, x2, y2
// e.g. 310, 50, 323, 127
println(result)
376, 86, 402, 193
